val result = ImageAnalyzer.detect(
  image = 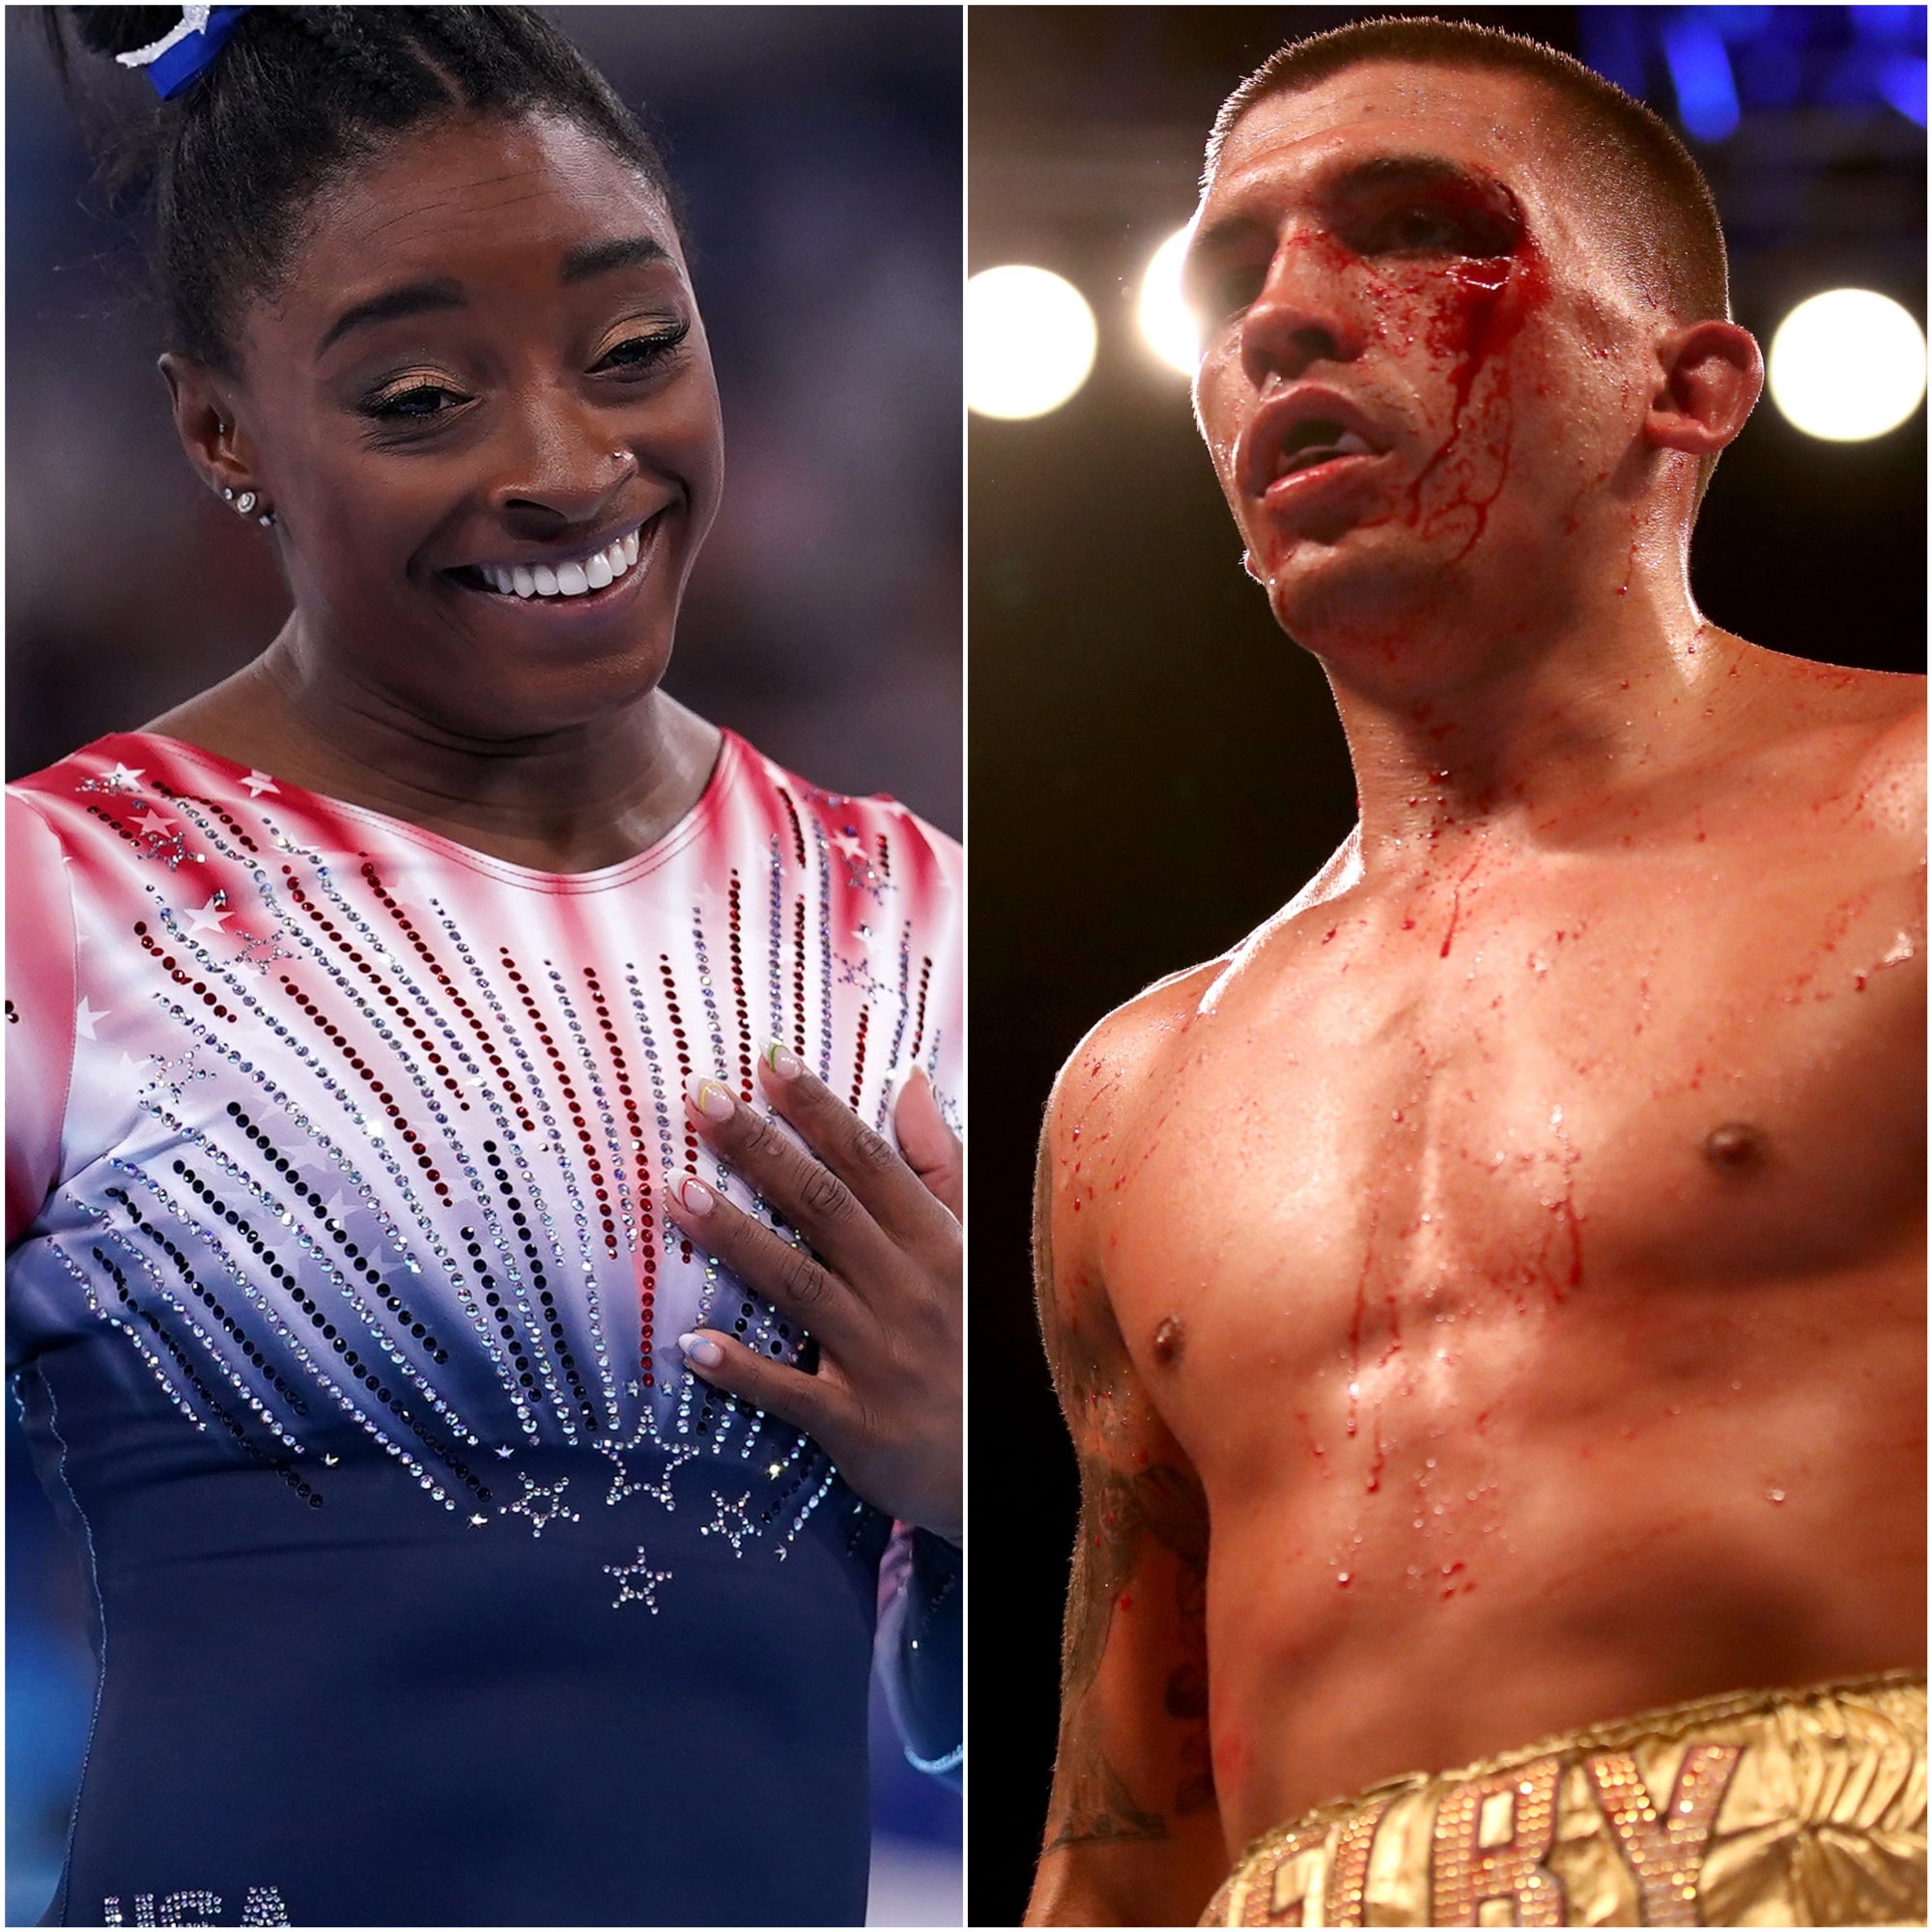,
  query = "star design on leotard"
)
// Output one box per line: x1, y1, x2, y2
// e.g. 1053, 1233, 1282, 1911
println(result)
242, 770, 279, 798
599, 1433, 698, 1510
699, 1490, 757, 1557
500, 1472, 580, 1538
835, 955, 889, 1000
74, 997, 108, 1041
127, 800, 179, 834
230, 929, 295, 974
79, 762, 145, 796
182, 893, 232, 937
830, 834, 887, 903
143, 1047, 211, 1103
606, 1546, 670, 1613
139, 827, 201, 871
